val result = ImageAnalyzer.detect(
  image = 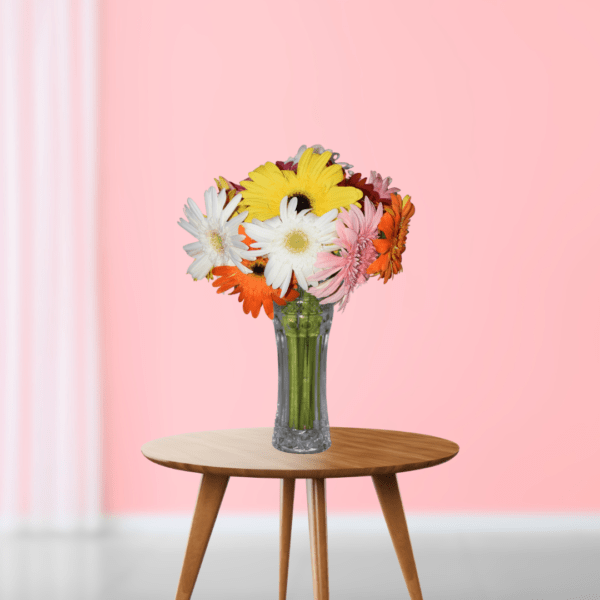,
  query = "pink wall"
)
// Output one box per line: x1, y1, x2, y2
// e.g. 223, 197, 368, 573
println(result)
99, 0, 600, 514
